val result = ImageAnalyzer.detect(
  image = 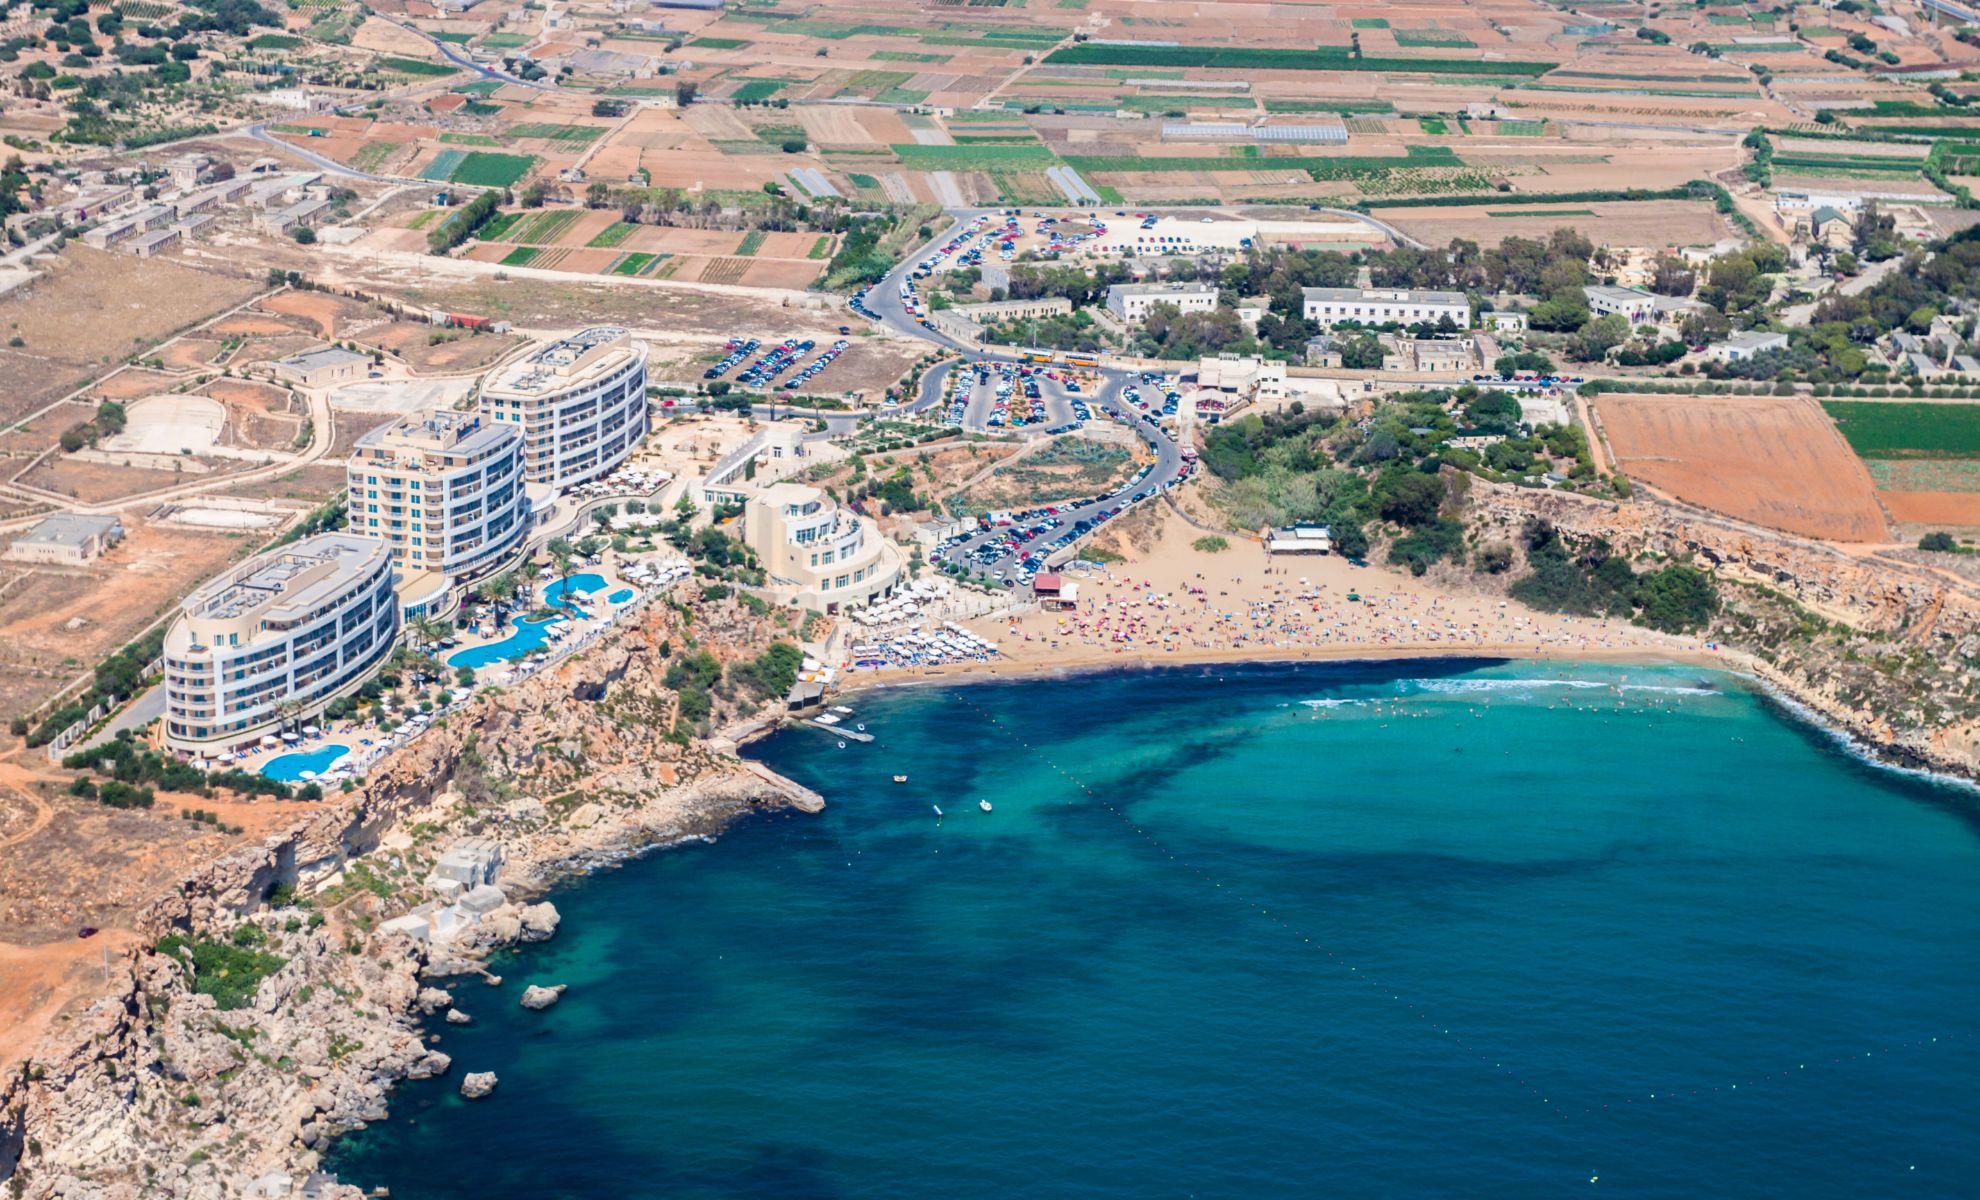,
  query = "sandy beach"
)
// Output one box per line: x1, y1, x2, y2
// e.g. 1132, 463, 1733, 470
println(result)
866, 510, 1724, 685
